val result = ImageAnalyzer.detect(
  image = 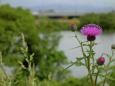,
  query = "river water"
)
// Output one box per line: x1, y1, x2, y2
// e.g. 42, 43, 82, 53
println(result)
58, 31, 115, 77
